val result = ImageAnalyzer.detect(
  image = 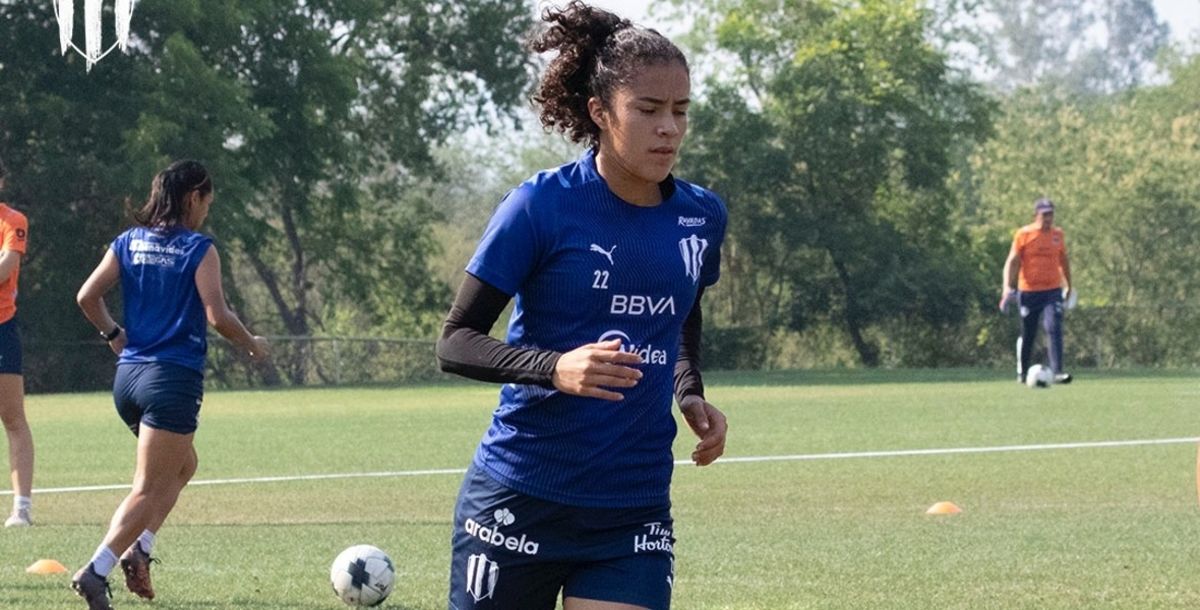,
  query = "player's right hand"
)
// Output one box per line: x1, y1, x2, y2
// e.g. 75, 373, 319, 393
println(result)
999, 289, 1016, 313
552, 338, 643, 401
247, 335, 271, 362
